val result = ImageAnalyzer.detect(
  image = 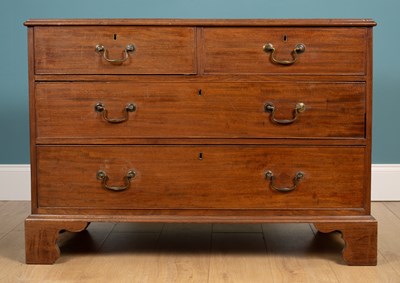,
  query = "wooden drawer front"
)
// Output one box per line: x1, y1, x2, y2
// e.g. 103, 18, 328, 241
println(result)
34, 26, 196, 74
203, 28, 367, 75
35, 82, 365, 140
37, 146, 365, 210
